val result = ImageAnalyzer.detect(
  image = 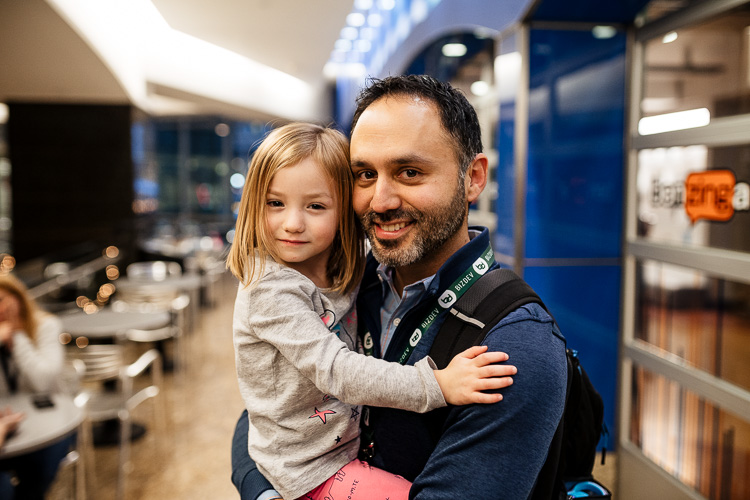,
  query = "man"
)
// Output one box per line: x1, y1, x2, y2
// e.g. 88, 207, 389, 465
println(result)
232, 75, 567, 499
